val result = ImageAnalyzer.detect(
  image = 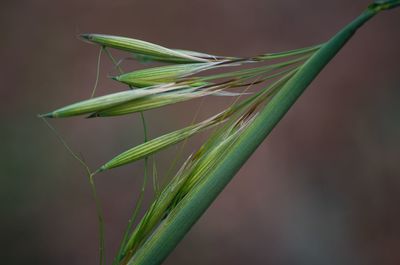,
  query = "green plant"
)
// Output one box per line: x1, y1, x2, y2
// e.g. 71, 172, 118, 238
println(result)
40, 1, 400, 265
